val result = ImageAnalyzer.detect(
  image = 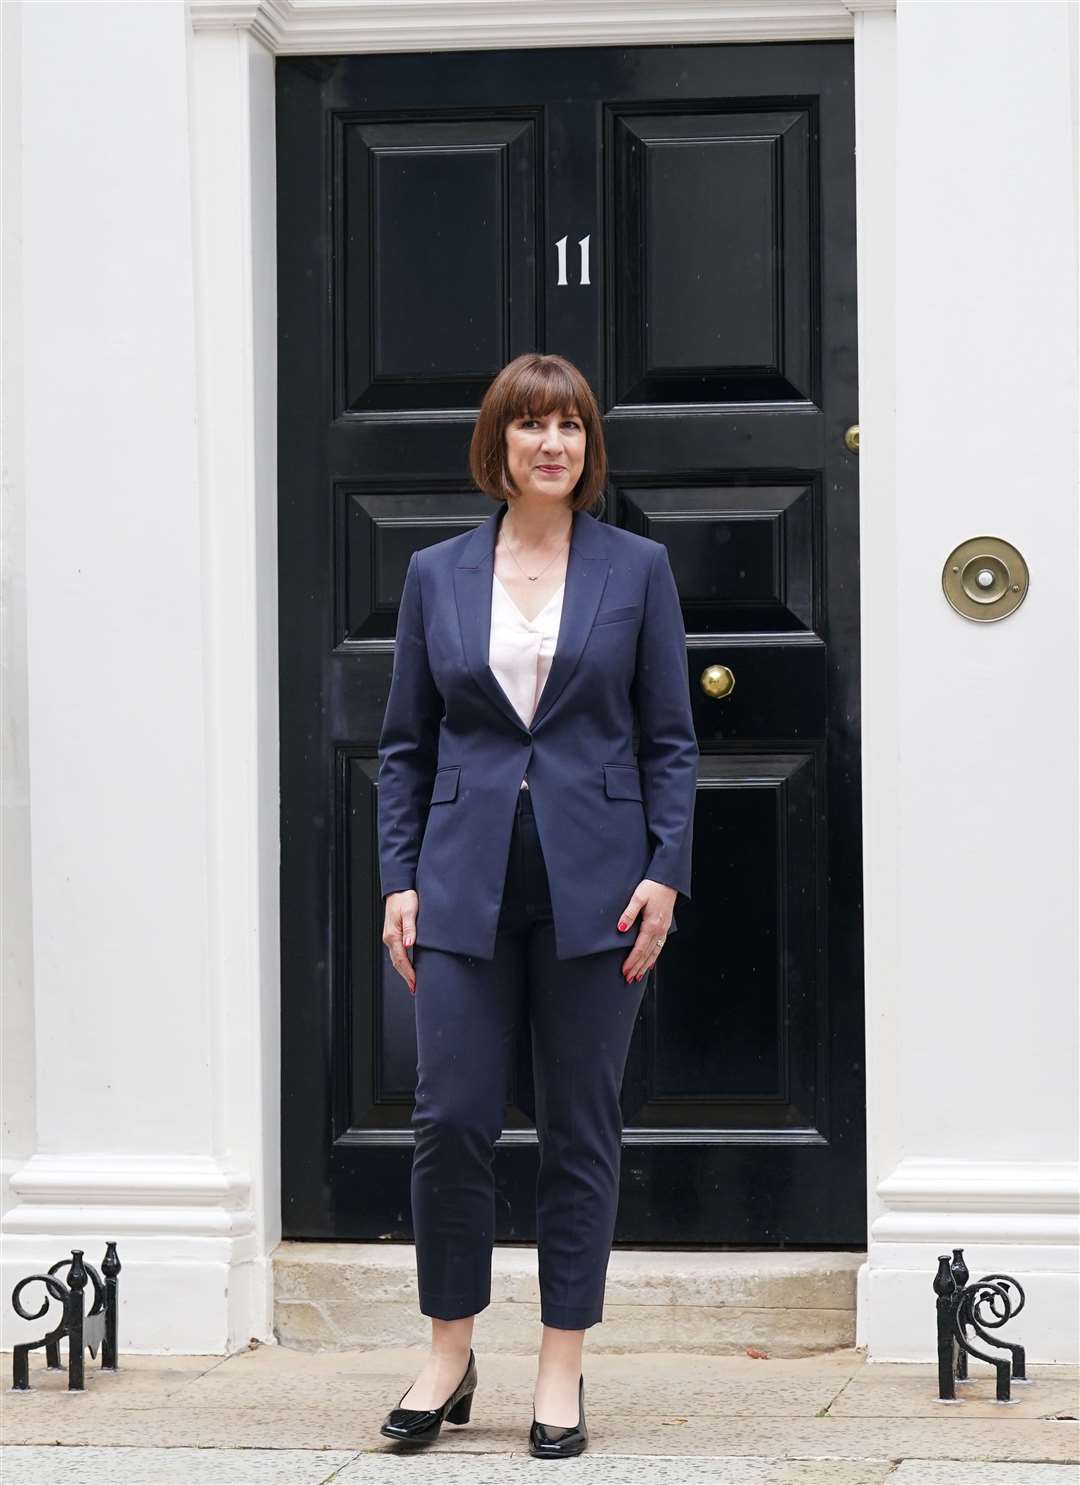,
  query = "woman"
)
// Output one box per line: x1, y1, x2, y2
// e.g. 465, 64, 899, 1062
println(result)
376, 353, 697, 1458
